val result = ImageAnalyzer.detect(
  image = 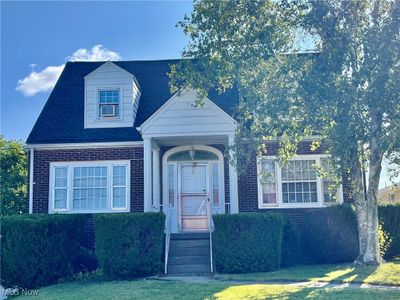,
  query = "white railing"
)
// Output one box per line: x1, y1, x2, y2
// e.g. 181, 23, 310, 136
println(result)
209, 206, 214, 274
164, 209, 172, 275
